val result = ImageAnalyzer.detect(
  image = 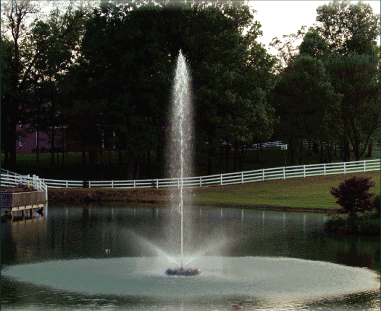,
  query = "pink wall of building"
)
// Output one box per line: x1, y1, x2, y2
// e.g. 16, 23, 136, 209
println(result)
16, 125, 64, 153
